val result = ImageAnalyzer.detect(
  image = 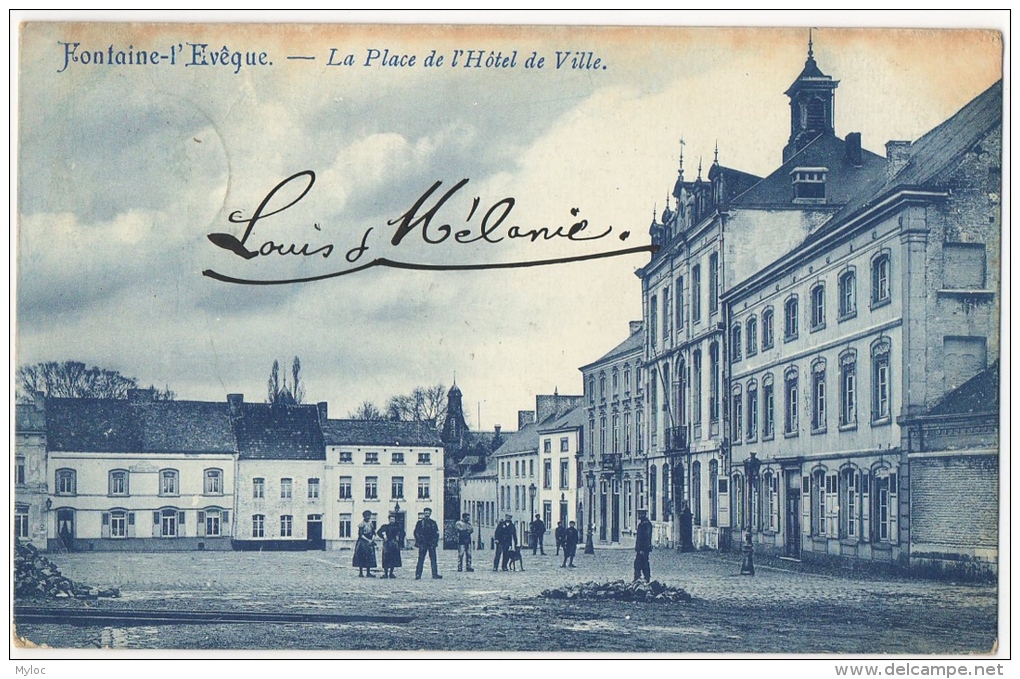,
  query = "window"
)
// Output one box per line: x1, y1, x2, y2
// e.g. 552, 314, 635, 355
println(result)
252, 514, 265, 538
339, 514, 352, 538
676, 276, 684, 329
15, 456, 25, 486
623, 413, 632, 454
784, 295, 799, 341
792, 167, 827, 201
811, 359, 827, 432
417, 476, 430, 500
588, 419, 595, 457
339, 451, 353, 463
391, 476, 404, 499
873, 468, 898, 542
515, 460, 520, 477
612, 414, 620, 452
872, 253, 891, 306
109, 510, 127, 538
56, 469, 77, 495
623, 367, 631, 394
872, 339, 892, 424
841, 468, 858, 539
764, 471, 779, 532
109, 470, 129, 496
204, 469, 223, 495
708, 253, 719, 314
745, 316, 758, 357
253, 477, 265, 499
543, 459, 552, 489
365, 452, 379, 465
203, 509, 223, 537
560, 437, 569, 452
812, 470, 826, 536
159, 508, 180, 538
746, 380, 758, 442
731, 323, 742, 362
635, 410, 643, 453
762, 375, 775, 440
761, 308, 774, 350
662, 288, 671, 340
280, 478, 293, 499
15, 507, 29, 538
391, 452, 405, 464
599, 416, 607, 454
692, 350, 702, 426
417, 452, 431, 465
280, 515, 293, 538
839, 269, 856, 319
588, 376, 596, 404
559, 459, 569, 490
692, 265, 702, 321
732, 388, 743, 443
810, 284, 825, 330
158, 470, 179, 496
784, 367, 799, 435
365, 476, 379, 500
709, 343, 720, 424
649, 296, 658, 348
840, 350, 857, 428
308, 478, 320, 499
543, 439, 552, 453
825, 473, 839, 536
